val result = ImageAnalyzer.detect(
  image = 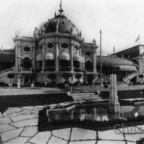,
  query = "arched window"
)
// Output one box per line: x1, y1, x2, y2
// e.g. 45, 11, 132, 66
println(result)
59, 53, 70, 71
74, 61, 80, 69
22, 57, 31, 68
45, 53, 55, 71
